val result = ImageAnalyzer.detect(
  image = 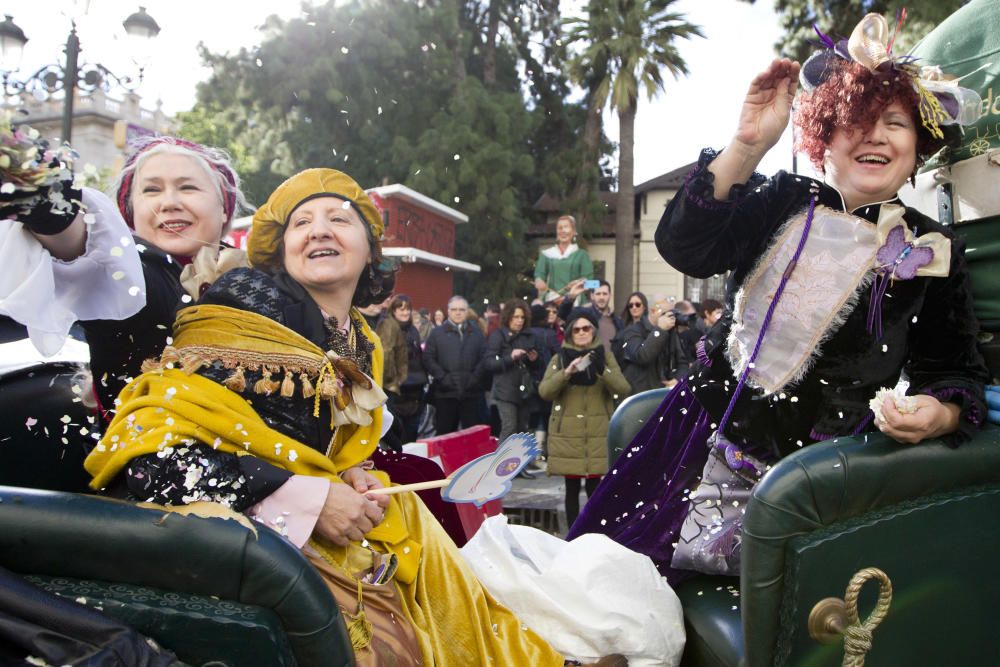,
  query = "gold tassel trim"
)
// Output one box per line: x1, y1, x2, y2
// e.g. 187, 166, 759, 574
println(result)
223, 366, 247, 393
307, 539, 373, 652
160, 346, 181, 366
345, 579, 374, 652
300, 373, 315, 398
319, 372, 337, 401
254, 367, 280, 395
180, 352, 207, 375
280, 370, 296, 398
